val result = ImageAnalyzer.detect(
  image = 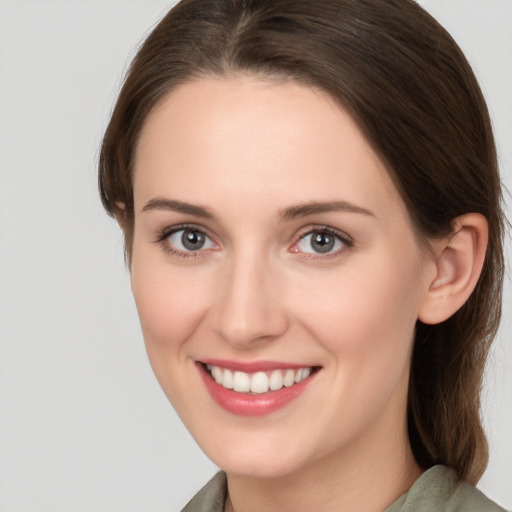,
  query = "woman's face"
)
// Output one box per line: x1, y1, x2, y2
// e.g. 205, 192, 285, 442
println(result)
131, 76, 435, 478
